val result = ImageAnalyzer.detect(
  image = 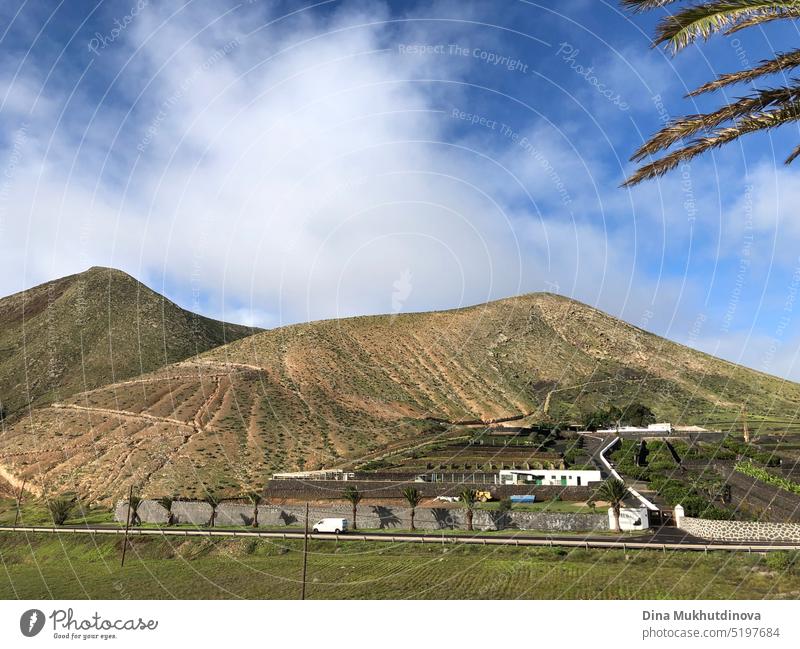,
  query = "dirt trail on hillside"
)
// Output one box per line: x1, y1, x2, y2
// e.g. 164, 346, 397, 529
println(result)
138, 377, 224, 493
0, 463, 41, 497
49, 403, 190, 428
